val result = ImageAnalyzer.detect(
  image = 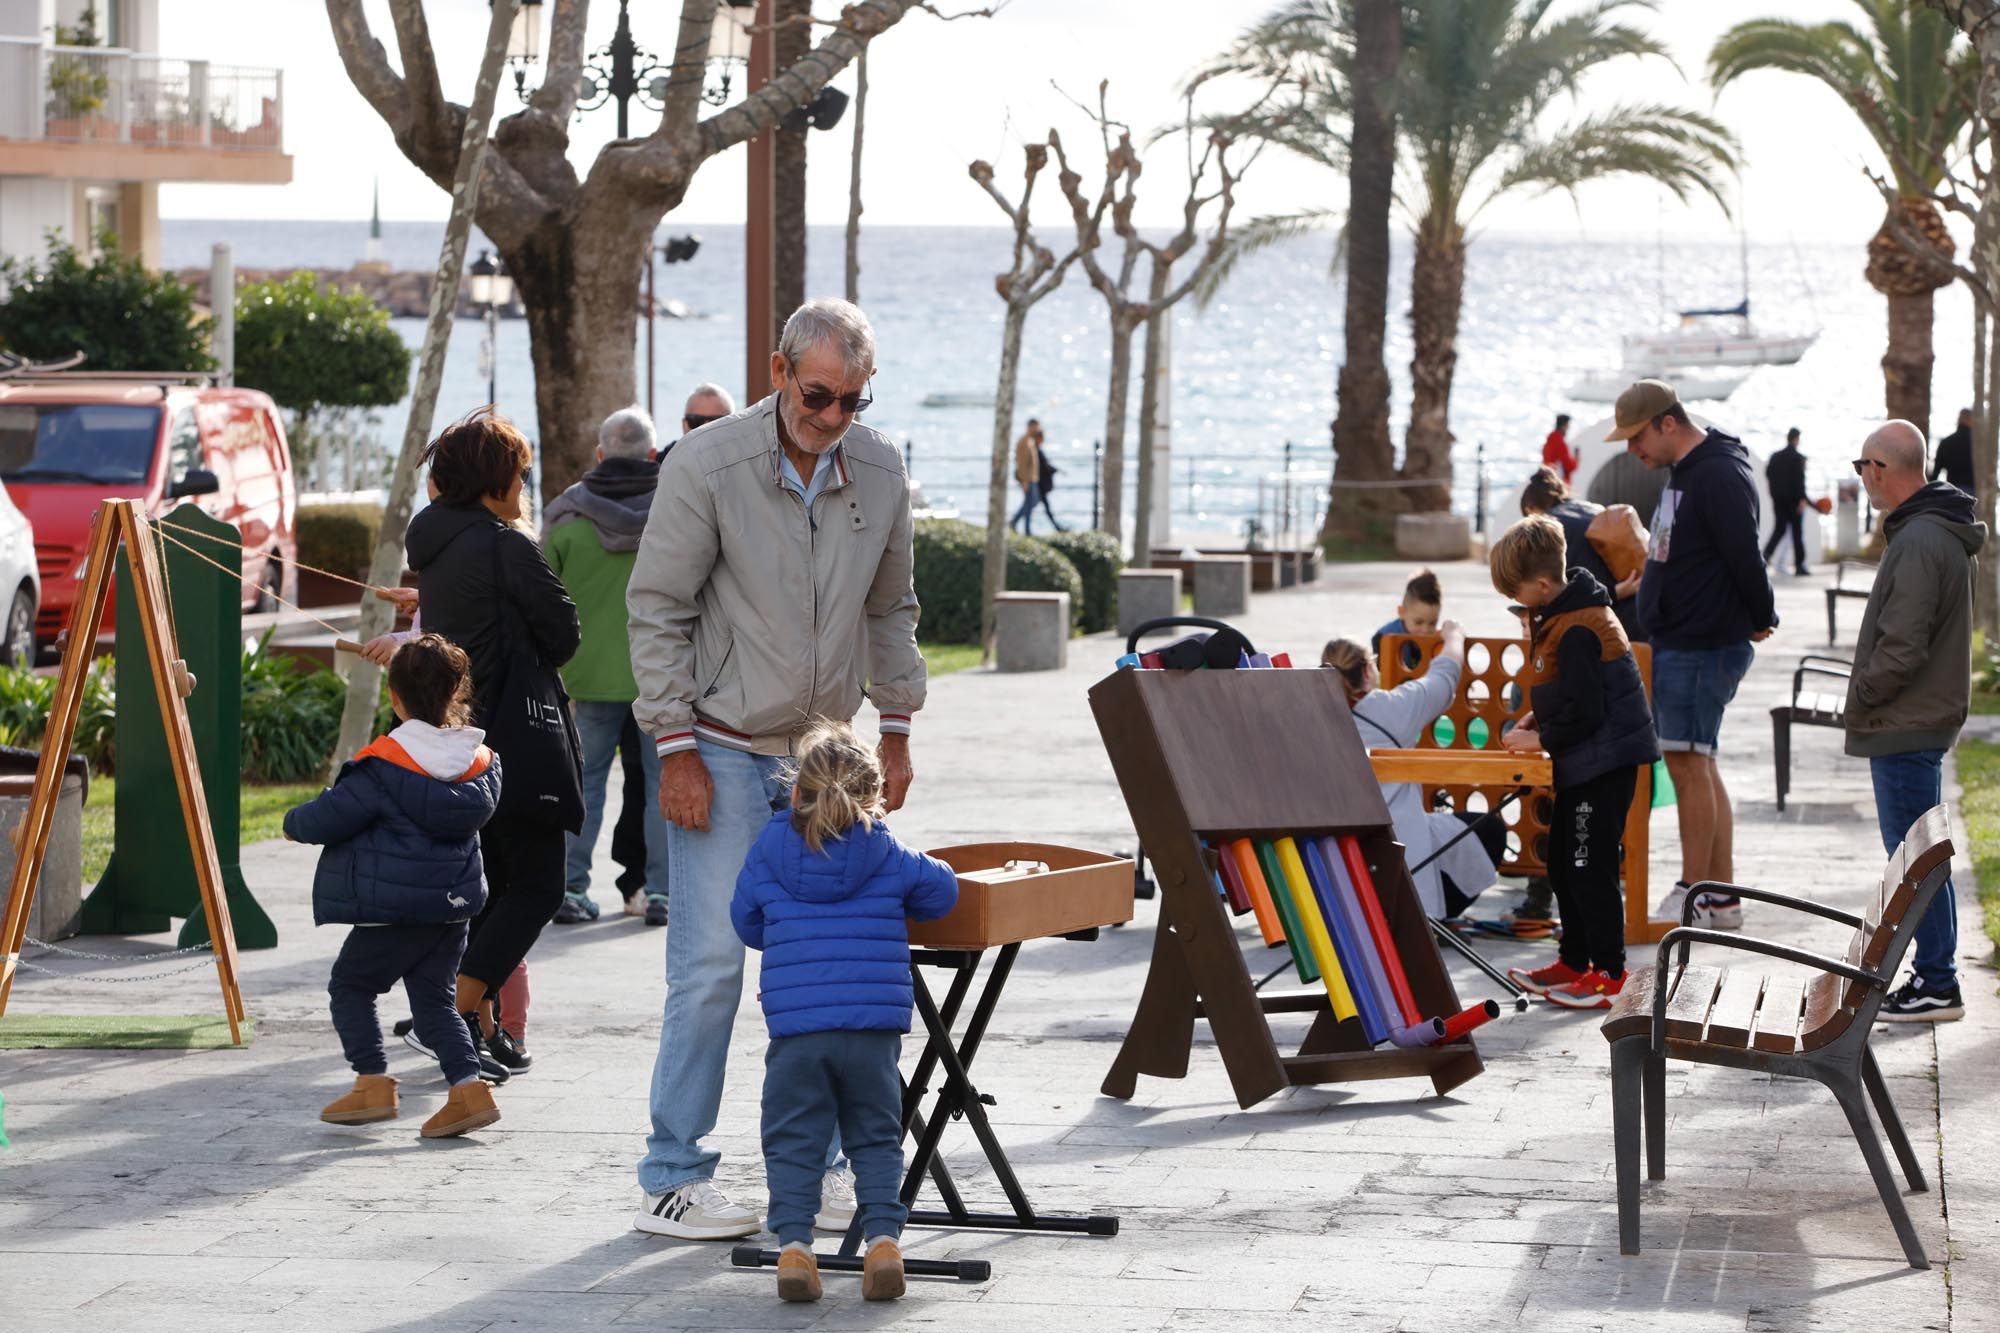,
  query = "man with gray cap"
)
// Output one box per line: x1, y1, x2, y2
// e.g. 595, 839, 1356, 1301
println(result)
1608, 379, 1776, 930
625, 297, 925, 1240
1846, 419, 1986, 1020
